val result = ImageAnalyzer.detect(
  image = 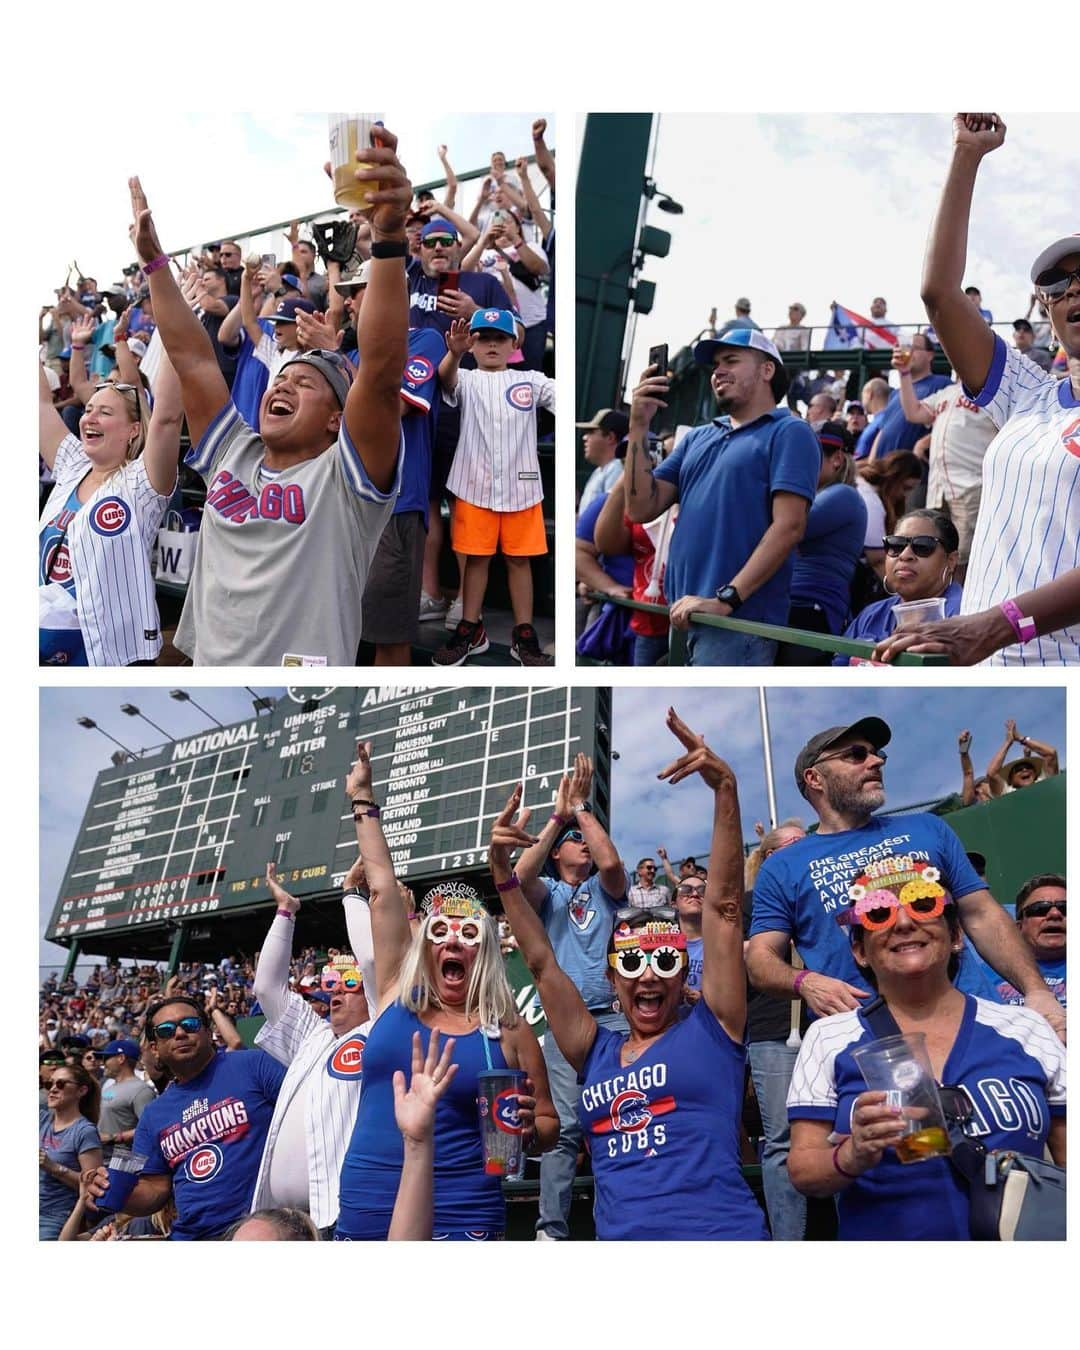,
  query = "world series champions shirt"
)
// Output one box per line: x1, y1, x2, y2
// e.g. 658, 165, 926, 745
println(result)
577, 997, 769, 1240
132, 1048, 286, 1240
